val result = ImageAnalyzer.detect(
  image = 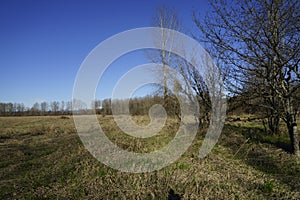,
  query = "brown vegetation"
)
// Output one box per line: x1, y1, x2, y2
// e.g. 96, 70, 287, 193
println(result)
0, 115, 299, 199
